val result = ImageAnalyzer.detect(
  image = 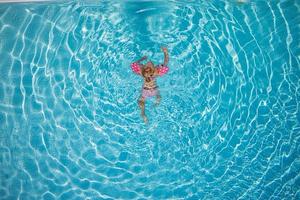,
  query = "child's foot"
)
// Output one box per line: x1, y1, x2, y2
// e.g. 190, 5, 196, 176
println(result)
143, 116, 148, 123
155, 96, 161, 106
